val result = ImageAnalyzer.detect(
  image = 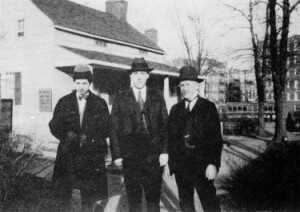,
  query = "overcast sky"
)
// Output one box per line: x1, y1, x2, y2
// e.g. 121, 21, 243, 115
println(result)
70, 0, 300, 69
